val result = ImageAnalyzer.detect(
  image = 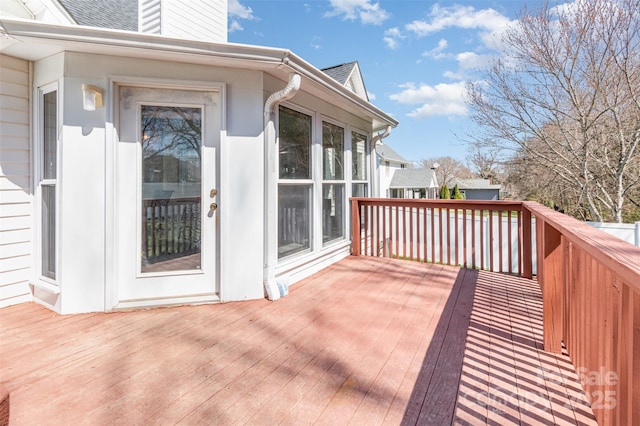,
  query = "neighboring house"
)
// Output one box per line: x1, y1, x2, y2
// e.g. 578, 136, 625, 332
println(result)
449, 178, 502, 200
388, 168, 439, 199
375, 142, 410, 198
0, 0, 397, 313
321, 62, 368, 101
